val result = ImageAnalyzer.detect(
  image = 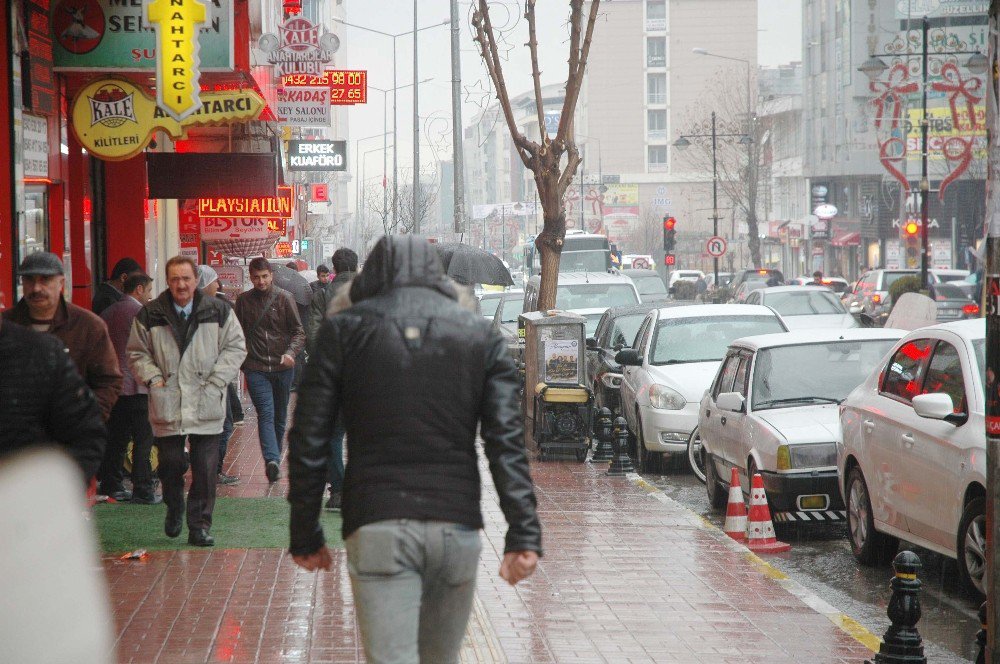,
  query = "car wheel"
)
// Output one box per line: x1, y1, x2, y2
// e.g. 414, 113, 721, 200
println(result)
688, 427, 706, 484
705, 451, 727, 509
958, 497, 986, 599
845, 467, 897, 566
